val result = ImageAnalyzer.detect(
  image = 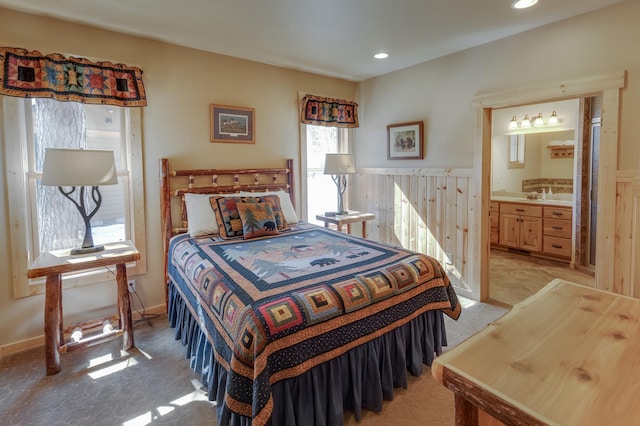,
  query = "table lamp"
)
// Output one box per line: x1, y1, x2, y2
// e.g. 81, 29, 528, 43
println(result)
323, 153, 355, 215
41, 148, 118, 254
